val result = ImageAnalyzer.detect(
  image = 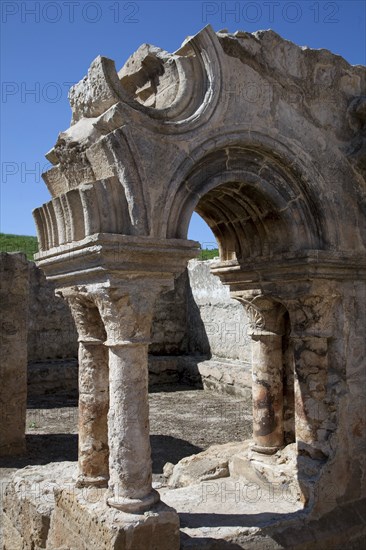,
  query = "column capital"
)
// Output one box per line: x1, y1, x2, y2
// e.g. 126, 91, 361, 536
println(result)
232, 290, 287, 336
58, 289, 106, 342
93, 280, 168, 347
